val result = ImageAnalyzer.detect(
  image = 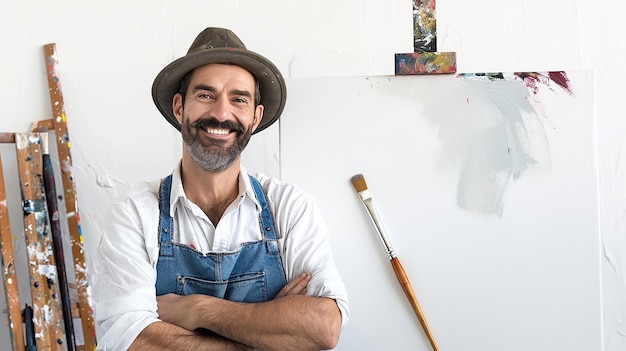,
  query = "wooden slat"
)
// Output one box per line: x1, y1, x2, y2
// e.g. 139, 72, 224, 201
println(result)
0, 142, 24, 351
43, 43, 96, 349
0, 133, 16, 143
15, 133, 64, 350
